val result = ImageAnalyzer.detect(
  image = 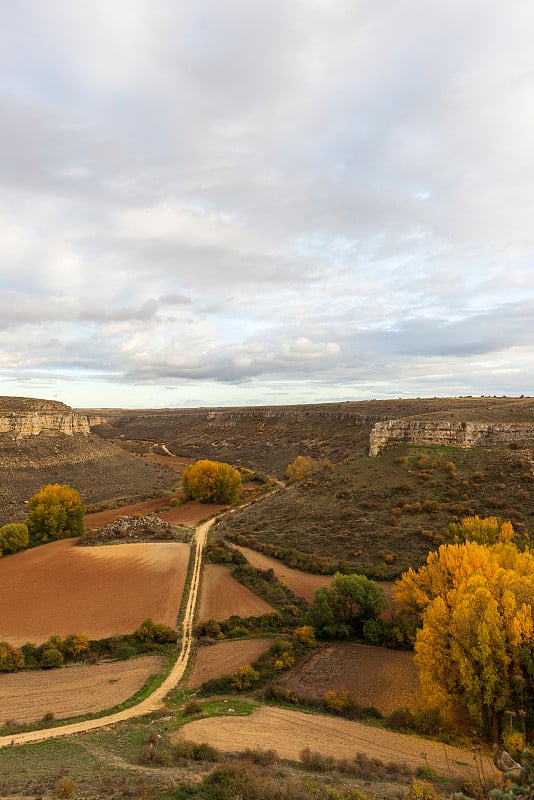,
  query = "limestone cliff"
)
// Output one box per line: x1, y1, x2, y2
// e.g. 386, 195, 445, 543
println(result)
0, 397, 89, 438
369, 419, 534, 456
